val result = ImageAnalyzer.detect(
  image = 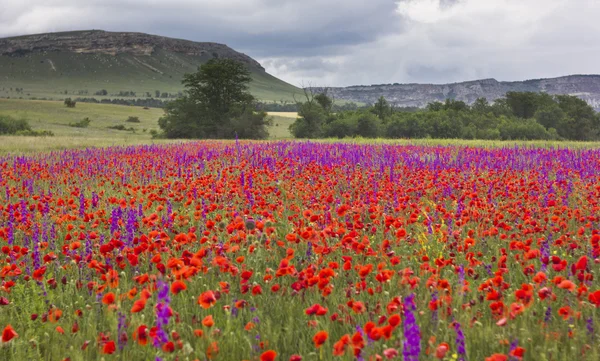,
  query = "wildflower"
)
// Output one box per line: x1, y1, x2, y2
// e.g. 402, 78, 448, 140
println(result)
1, 325, 18, 343
453, 321, 466, 361
313, 330, 328, 348
402, 294, 421, 361
260, 350, 277, 361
